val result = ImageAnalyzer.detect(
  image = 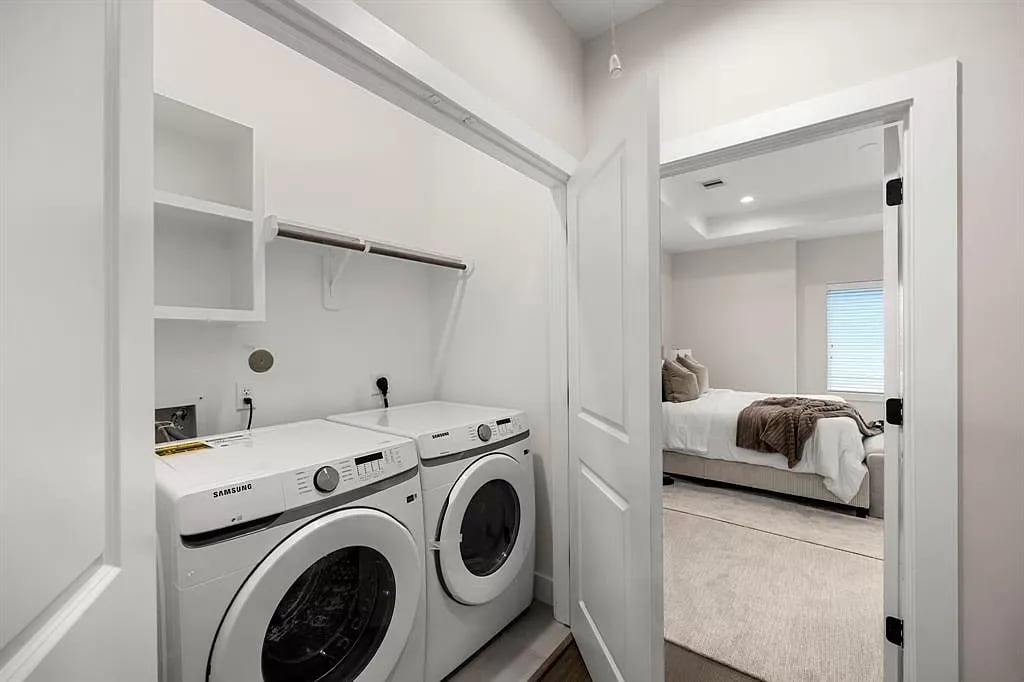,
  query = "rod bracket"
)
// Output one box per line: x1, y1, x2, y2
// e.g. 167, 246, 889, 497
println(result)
322, 251, 354, 311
